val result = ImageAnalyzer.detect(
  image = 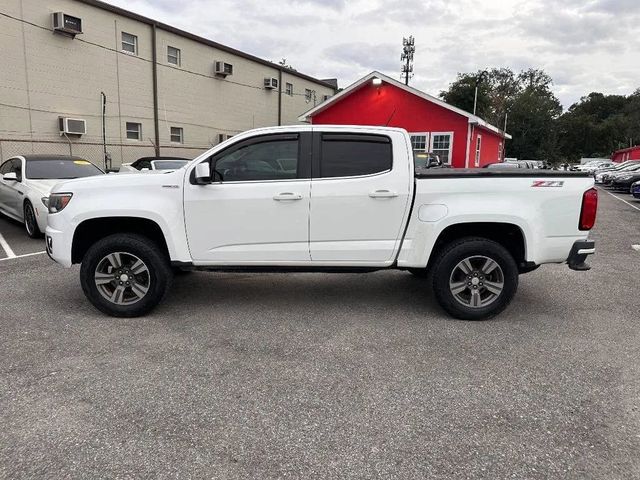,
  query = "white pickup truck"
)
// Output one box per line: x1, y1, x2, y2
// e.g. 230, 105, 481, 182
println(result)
45, 126, 597, 320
